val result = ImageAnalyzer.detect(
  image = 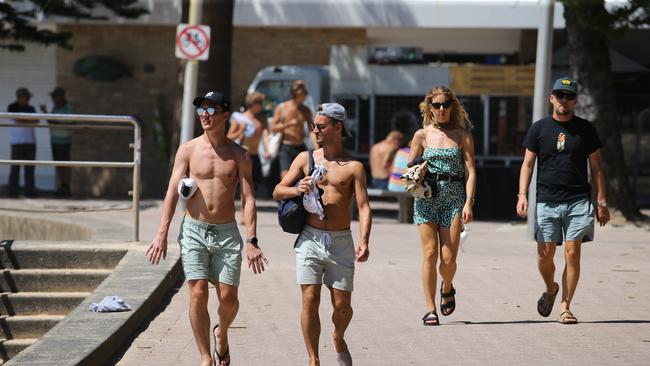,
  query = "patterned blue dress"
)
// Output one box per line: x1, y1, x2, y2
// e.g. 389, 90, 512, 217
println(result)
413, 147, 466, 227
